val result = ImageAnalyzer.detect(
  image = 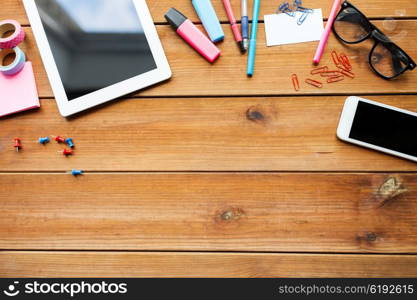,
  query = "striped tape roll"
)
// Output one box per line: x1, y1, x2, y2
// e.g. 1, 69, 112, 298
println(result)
0, 46, 26, 75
